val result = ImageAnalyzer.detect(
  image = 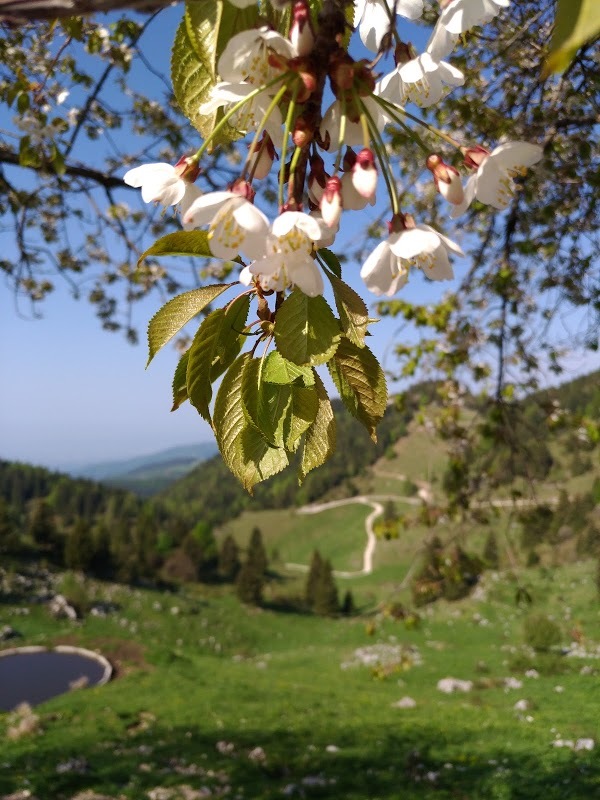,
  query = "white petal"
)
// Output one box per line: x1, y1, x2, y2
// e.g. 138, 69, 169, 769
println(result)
416, 224, 464, 257
358, 1, 393, 52
489, 141, 543, 170
389, 228, 440, 259
180, 184, 203, 230
182, 191, 235, 227
437, 60, 465, 87
396, 0, 424, 20
123, 163, 174, 188
289, 256, 324, 297
141, 175, 184, 206
450, 174, 477, 218
239, 265, 254, 286
426, 21, 458, 61
360, 241, 401, 296
232, 200, 270, 235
